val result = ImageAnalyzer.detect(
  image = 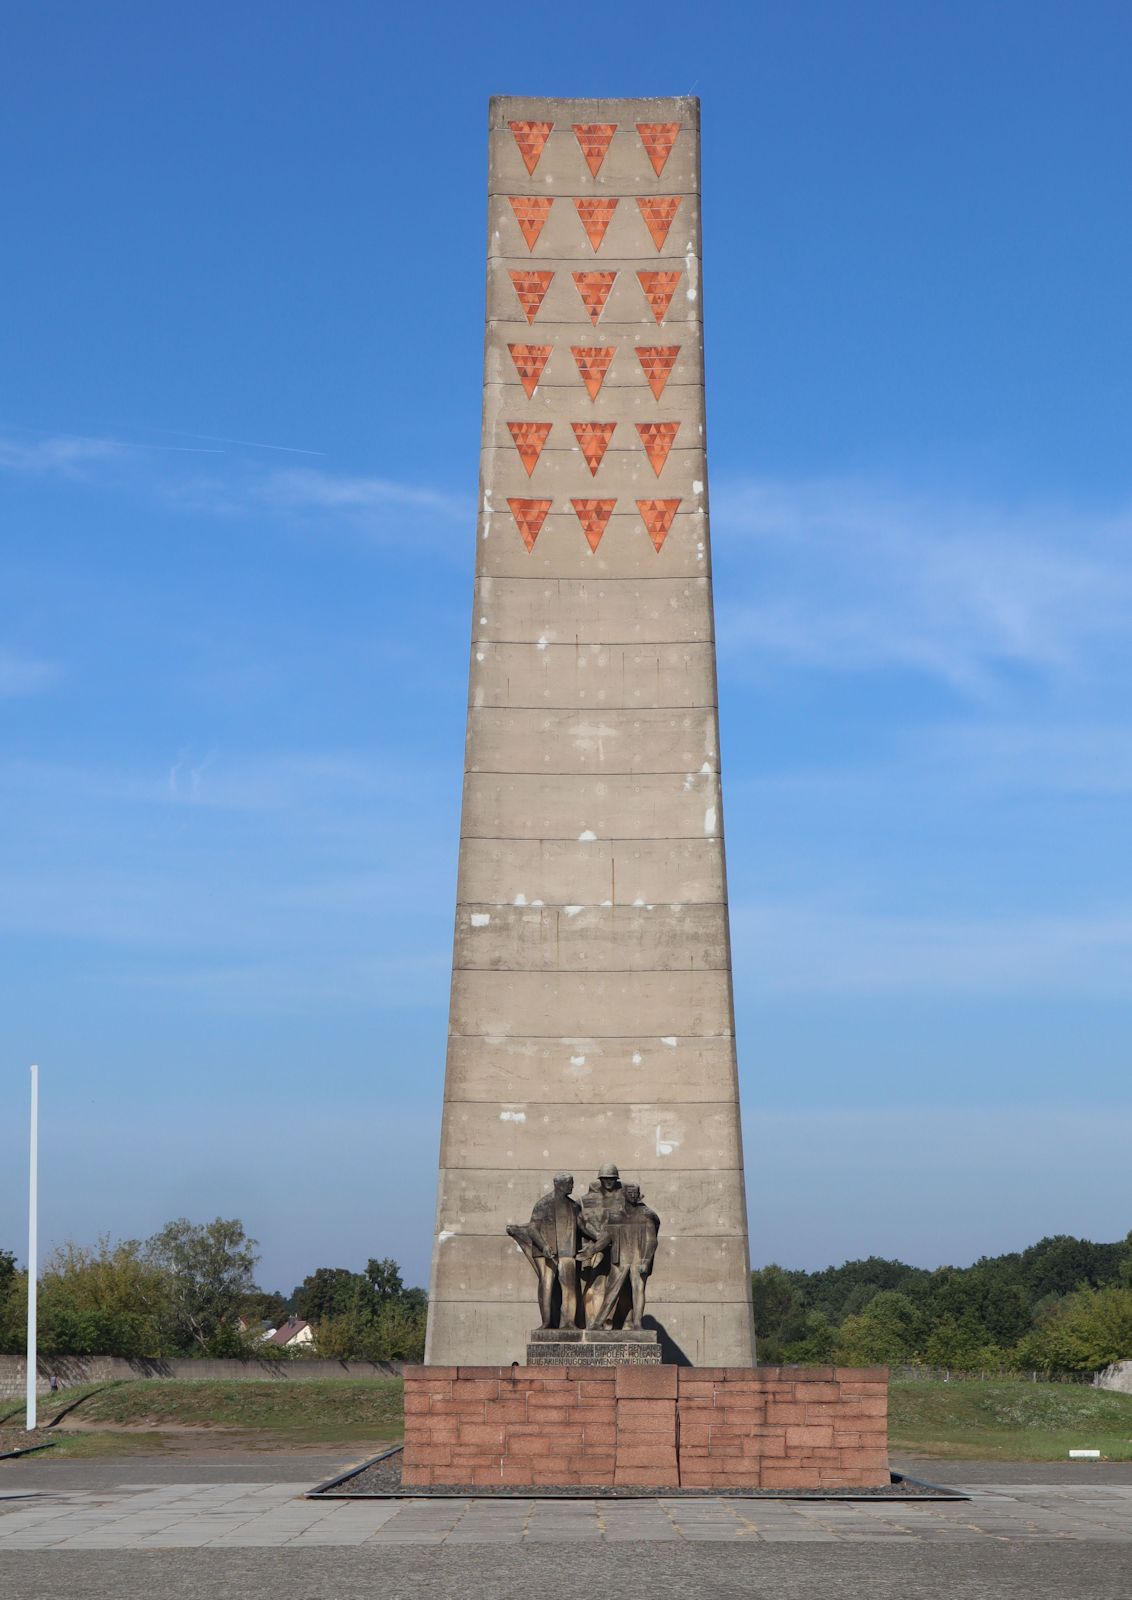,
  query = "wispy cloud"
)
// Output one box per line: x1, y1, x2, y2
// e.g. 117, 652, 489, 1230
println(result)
714, 477, 1132, 697
731, 898, 1132, 996
0, 433, 128, 476
0, 651, 62, 697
